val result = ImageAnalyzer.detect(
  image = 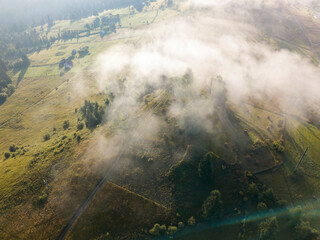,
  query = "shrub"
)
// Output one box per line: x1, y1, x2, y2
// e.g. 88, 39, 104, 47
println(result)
160, 225, 166, 234
78, 46, 89, 58
43, 133, 50, 141
238, 218, 256, 240
259, 217, 279, 240
149, 224, 166, 236
248, 183, 259, 200
167, 226, 178, 235
4, 152, 10, 159
77, 135, 81, 143
178, 222, 184, 229
9, 144, 16, 152
38, 193, 48, 205
188, 216, 196, 226
149, 223, 160, 236
260, 188, 277, 208
77, 122, 84, 130
272, 140, 285, 153
201, 189, 223, 219
257, 202, 268, 212
63, 120, 70, 130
